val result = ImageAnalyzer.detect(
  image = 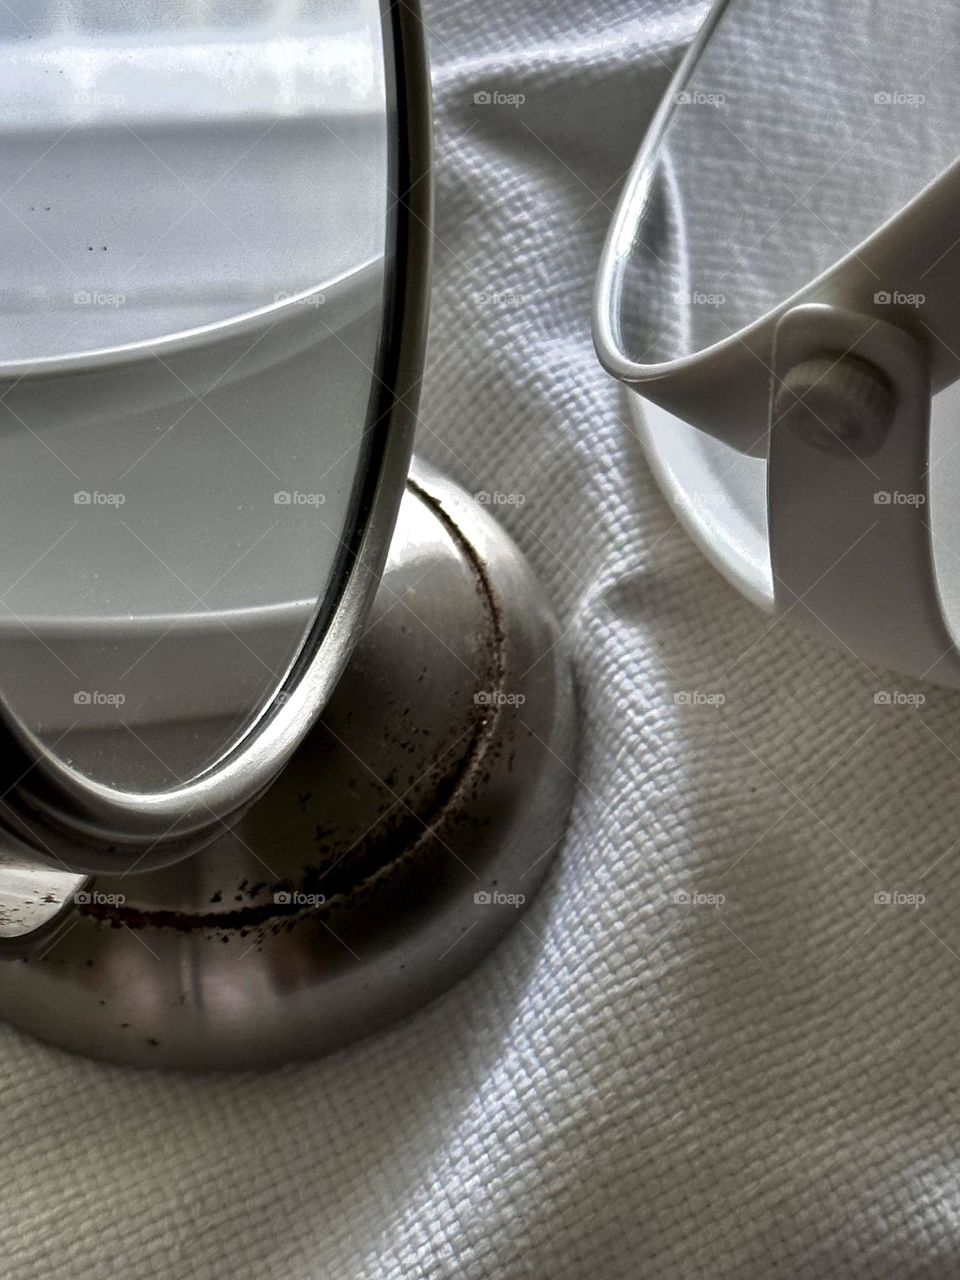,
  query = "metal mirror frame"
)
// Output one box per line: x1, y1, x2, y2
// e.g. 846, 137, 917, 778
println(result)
0, 0, 432, 875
